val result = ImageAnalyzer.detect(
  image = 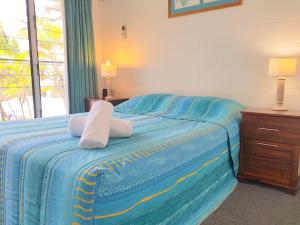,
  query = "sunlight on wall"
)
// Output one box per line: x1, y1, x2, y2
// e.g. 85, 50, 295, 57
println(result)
113, 45, 144, 68
264, 45, 300, 58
